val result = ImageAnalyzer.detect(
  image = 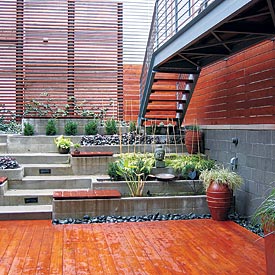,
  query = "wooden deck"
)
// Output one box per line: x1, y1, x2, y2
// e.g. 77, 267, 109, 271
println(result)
0, 219, 266, 274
